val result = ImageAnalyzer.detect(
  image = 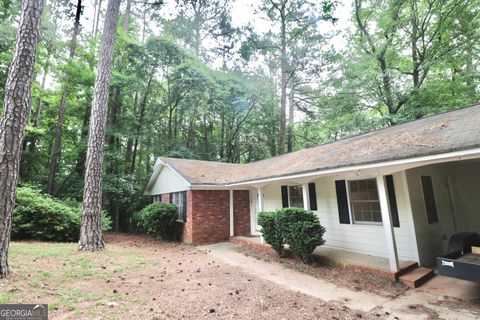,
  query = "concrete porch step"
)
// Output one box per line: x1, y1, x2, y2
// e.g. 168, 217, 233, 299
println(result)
398, 267, 435, 288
